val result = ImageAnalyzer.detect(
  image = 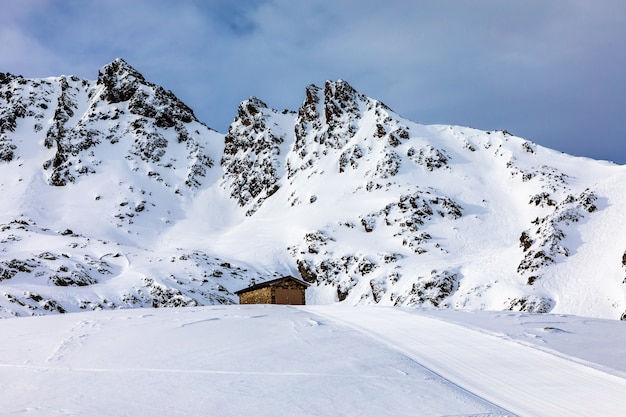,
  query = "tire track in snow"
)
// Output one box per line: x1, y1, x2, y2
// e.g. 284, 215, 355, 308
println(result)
301, 306, 626, 417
